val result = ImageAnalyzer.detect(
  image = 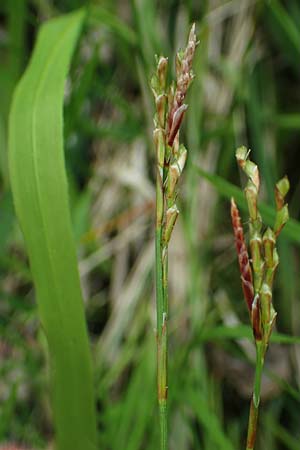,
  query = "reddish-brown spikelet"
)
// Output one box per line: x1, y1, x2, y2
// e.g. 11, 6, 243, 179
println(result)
231, 198, 254, 312
166, 24, 197, 146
